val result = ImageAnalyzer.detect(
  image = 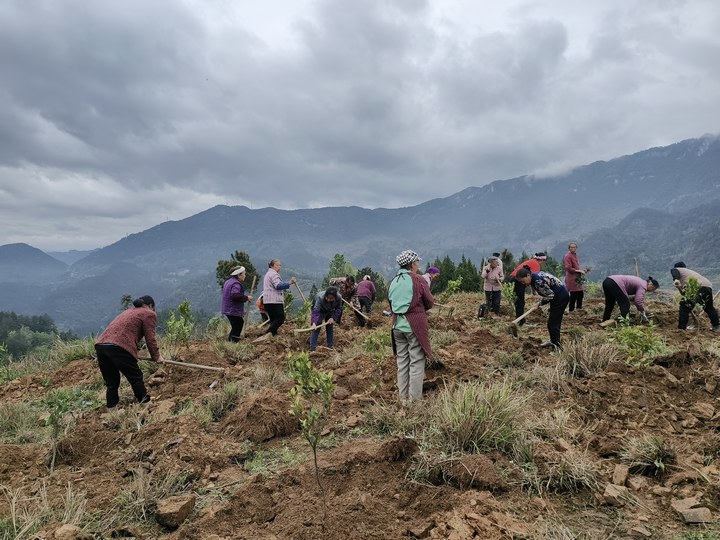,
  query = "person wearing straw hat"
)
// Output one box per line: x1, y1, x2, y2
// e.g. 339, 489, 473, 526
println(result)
387, 250, 434, 401
221, 266, 253, 342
